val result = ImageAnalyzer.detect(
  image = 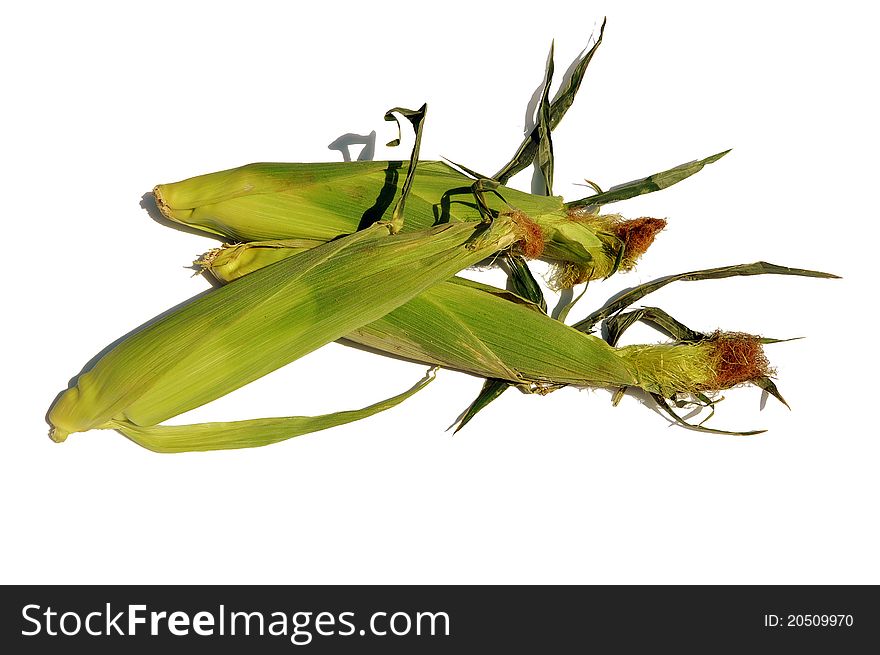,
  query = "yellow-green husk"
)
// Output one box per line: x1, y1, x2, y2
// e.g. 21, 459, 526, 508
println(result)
47, 218, 523, 444
155, 161, 659, 286
199, 240, 769, 399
